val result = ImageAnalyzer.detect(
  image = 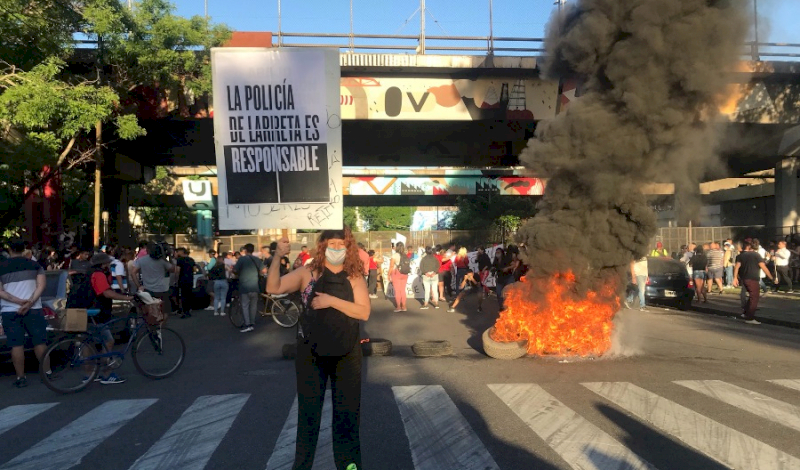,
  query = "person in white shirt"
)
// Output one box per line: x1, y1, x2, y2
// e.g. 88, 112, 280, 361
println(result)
754, 239, 769, 293
774, 240, 793, 293
625, 256, 649, 311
